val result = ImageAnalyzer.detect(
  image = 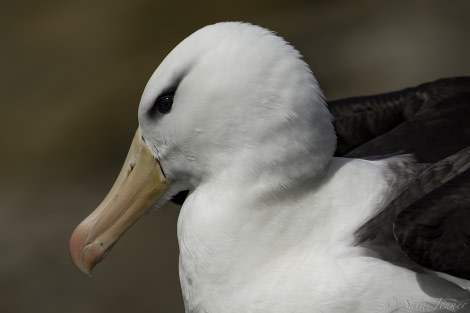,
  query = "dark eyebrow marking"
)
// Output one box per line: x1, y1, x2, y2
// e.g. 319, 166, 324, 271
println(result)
147, 74, 184, 118
148, 87, 177, 117
146, 64, 193, 118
